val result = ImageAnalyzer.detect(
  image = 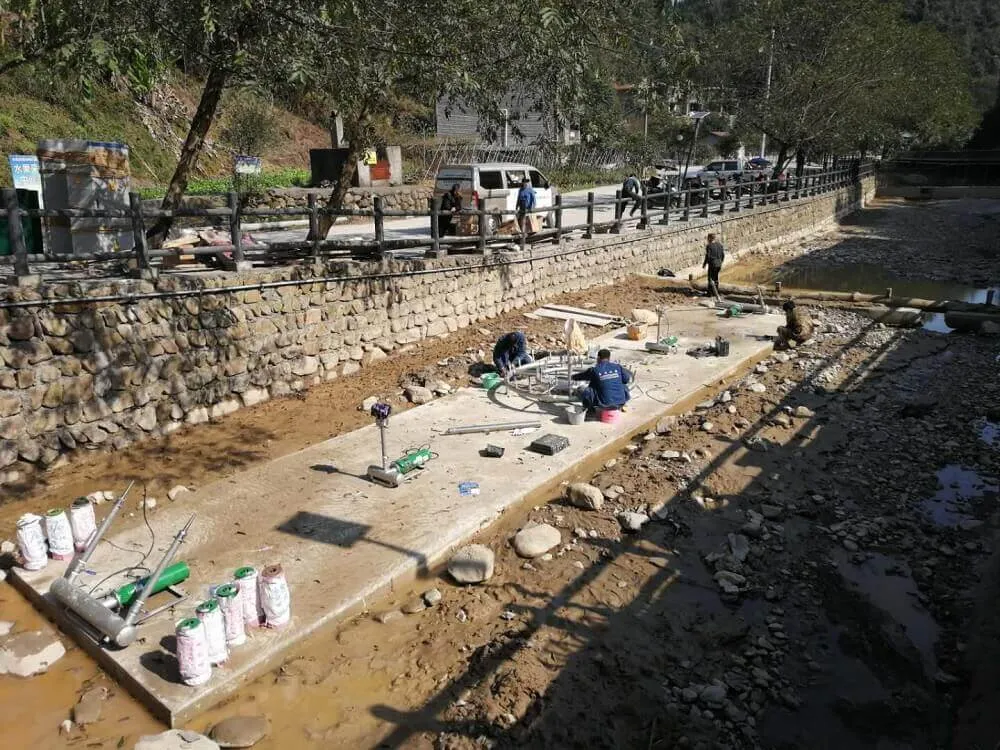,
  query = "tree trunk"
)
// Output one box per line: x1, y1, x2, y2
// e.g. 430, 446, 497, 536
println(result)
772, 142, 789, 179
795, 148, 806, 177
148, 64, 230, 247
311, 118, 366, 240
